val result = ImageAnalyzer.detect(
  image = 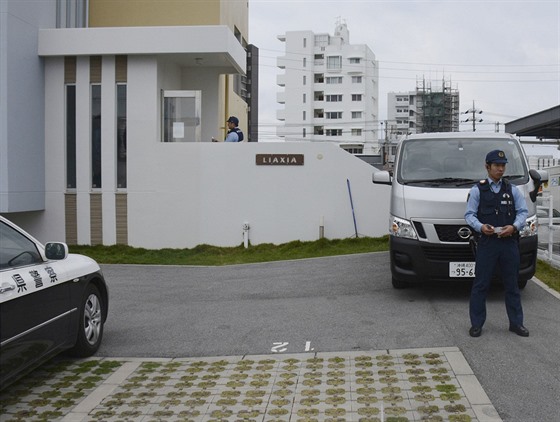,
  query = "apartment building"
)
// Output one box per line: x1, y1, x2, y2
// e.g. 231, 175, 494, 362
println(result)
276, 22, 379, 154
386, 79, 460, 142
